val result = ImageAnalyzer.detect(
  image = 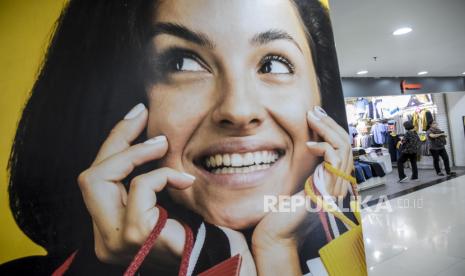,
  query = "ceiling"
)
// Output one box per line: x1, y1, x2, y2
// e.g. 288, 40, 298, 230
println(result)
329, 0, 465, 77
